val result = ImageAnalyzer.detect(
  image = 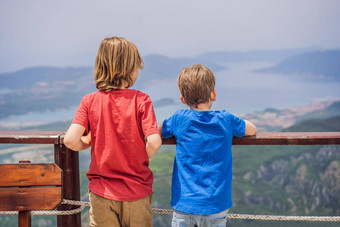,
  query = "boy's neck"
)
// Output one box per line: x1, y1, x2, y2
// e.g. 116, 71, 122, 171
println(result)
120, 80, 129, 89
191, 102, 212, 111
